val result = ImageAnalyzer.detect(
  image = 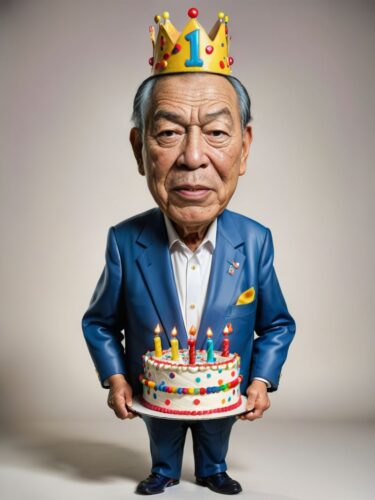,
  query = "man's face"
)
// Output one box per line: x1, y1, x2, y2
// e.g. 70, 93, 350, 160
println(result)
130, 73, 252, 230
